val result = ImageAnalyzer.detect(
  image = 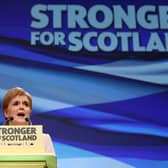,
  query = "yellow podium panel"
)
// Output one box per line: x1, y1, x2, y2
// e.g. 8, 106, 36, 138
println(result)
0, 125, 44, 154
